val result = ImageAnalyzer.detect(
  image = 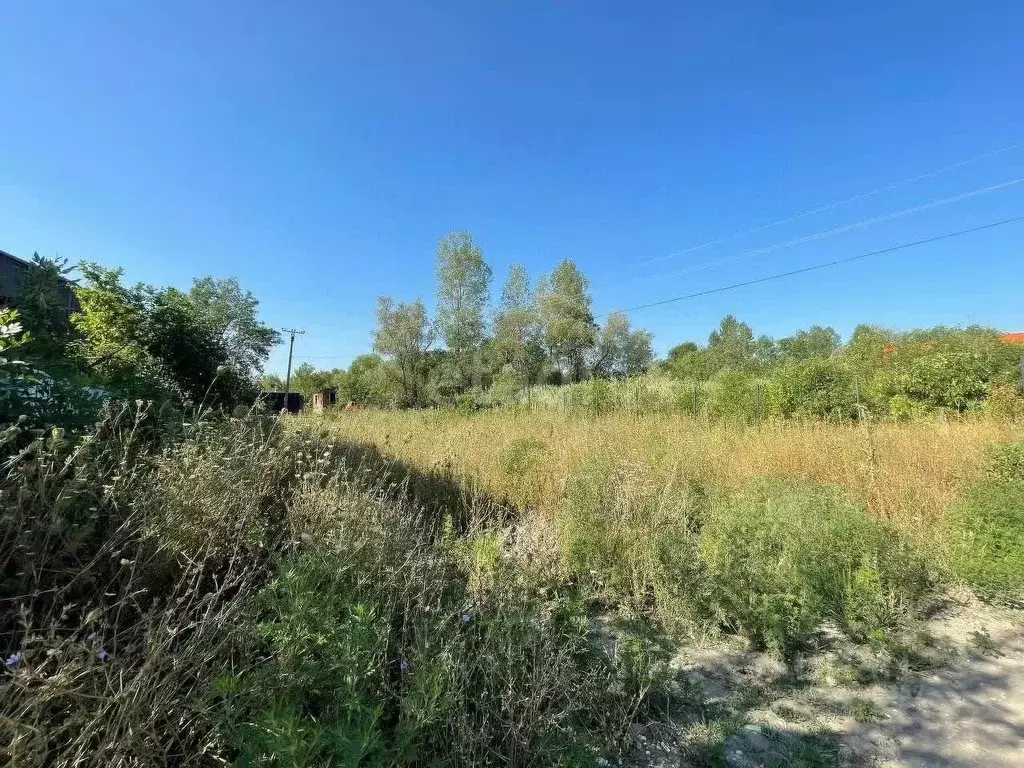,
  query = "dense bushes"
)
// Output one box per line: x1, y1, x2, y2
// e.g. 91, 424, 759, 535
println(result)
556, 462, 934, 657
1, 407, 659, 766
946, 442, 1024, 604
698, 483, 932, 656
